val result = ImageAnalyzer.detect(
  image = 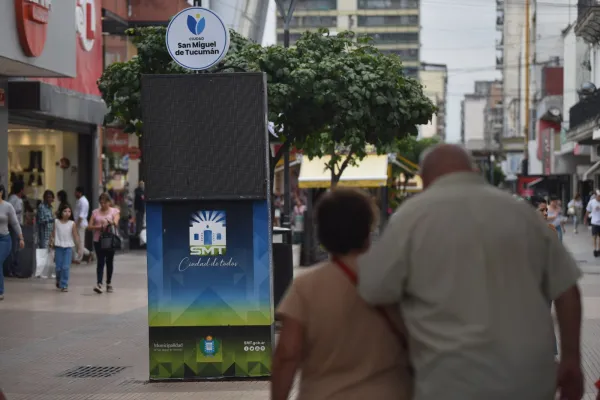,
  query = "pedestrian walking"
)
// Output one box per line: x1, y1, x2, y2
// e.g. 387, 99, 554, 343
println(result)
585, 190, 600, 257
89, 193, 120, 294
50, 203, 82, 292
6, 182, 24, 277
568, 194, 583, 234
358, 144, 583, 400
548, 196, 564, 242
134, 180, 145, 235
56, 190, 72, 220
0, 184, 24, 301
273, 188, 412, 400
36, 190, 55, 249
73, 187, 92, 263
